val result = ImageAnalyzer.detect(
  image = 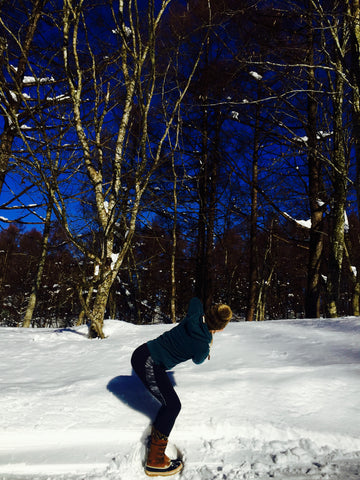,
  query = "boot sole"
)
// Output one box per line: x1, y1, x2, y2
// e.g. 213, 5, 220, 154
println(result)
145, 459, 183, 477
